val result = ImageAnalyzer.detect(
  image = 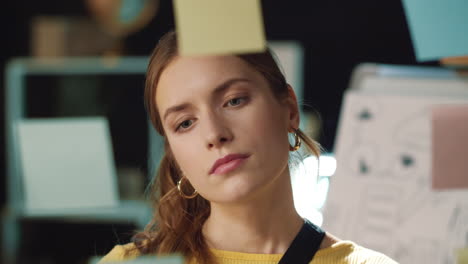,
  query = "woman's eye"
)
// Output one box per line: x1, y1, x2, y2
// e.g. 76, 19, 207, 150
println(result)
177, 120, 193, 131
226, 97, 246, 107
